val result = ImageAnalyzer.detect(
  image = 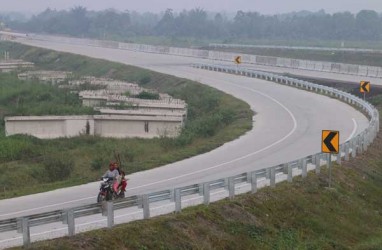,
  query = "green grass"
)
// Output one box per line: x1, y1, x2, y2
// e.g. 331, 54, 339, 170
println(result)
0, 42, 253, 199
13, 104, 382, 250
